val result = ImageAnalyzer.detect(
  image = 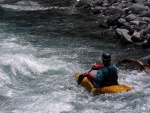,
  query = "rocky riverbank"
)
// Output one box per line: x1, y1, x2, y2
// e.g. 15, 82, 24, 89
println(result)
74, 0, 150, 49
